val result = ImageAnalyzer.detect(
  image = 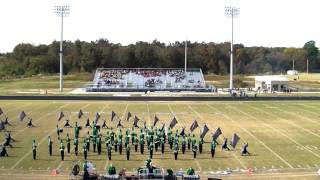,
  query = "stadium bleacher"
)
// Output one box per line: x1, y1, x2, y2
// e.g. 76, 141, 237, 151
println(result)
86, 68, 213, 92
